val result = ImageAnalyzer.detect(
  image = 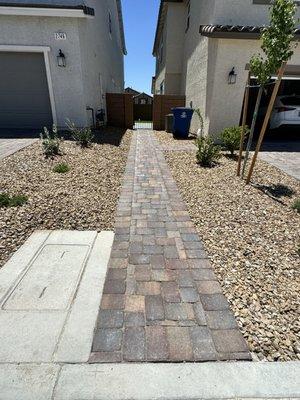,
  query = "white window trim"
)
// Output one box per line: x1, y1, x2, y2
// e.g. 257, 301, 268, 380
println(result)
0, 6, 93, 18
0, 45, 57, 126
